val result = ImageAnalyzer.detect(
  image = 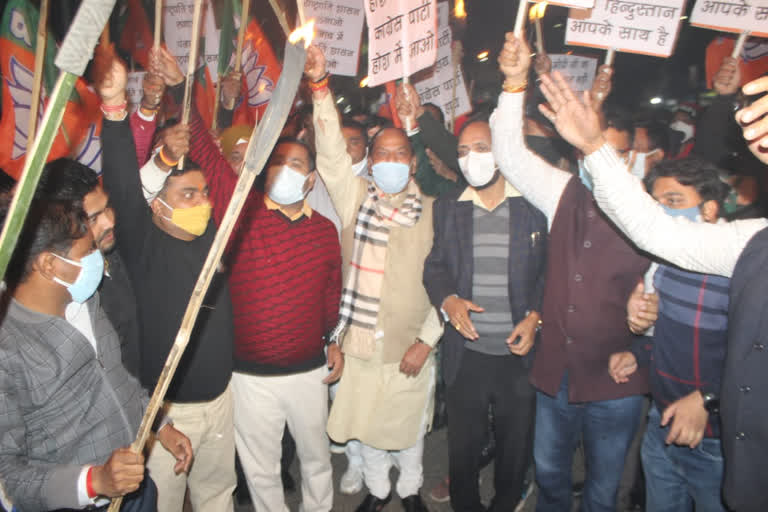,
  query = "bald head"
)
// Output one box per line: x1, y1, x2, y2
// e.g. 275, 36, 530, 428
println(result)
369, 127, 413, 165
